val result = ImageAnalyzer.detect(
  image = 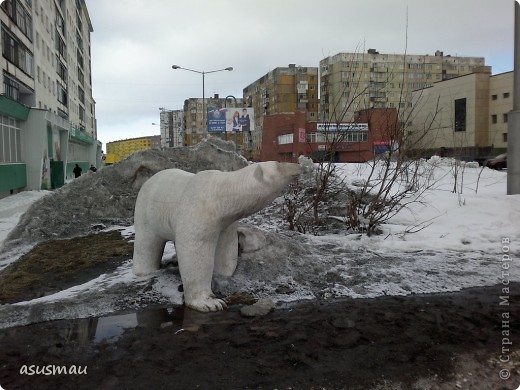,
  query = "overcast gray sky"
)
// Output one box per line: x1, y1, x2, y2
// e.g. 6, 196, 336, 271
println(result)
85, 0, 515, 147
